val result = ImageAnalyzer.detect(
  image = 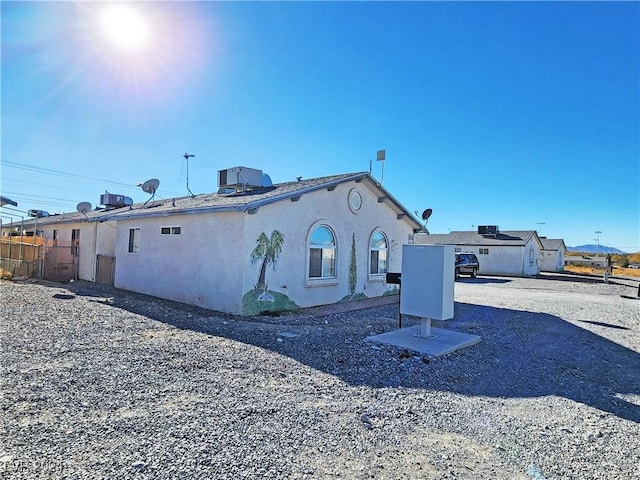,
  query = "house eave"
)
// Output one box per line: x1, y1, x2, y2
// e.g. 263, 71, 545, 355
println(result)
5, 172, 423, 232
